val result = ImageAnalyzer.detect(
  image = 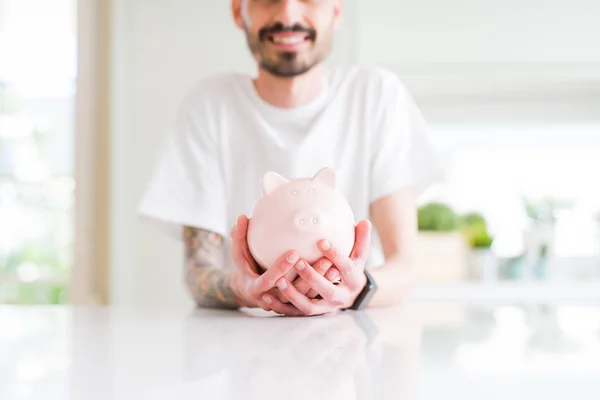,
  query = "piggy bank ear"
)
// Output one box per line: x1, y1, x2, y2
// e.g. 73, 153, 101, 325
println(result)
312, 167, 336, 188
261, 171, 289, 196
